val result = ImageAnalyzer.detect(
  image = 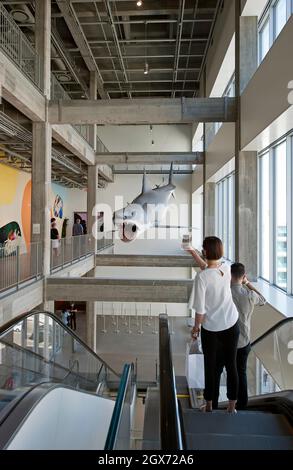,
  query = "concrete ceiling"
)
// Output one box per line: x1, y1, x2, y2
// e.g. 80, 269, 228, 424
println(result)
4, 0, 221, 100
